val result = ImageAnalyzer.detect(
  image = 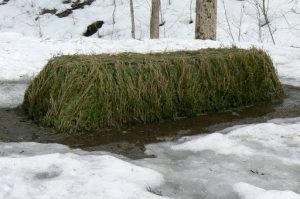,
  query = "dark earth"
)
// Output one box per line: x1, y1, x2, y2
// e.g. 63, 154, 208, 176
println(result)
1, 85, 300, 159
